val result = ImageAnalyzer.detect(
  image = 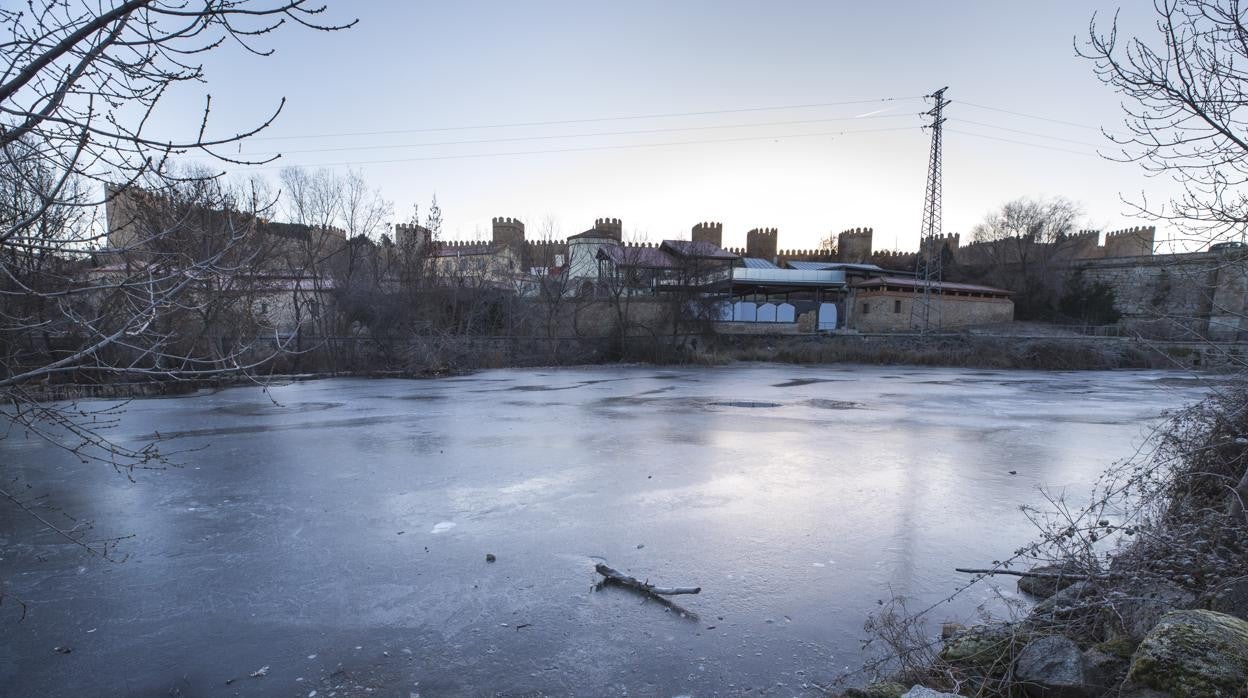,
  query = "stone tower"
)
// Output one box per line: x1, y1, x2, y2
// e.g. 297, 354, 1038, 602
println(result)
492, 216, 525, 248
593, 217, 623, 241
746, 227, 779, 261
394, 222, 431, 248
836, 227, 874, 263
691, 221, 723, 247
